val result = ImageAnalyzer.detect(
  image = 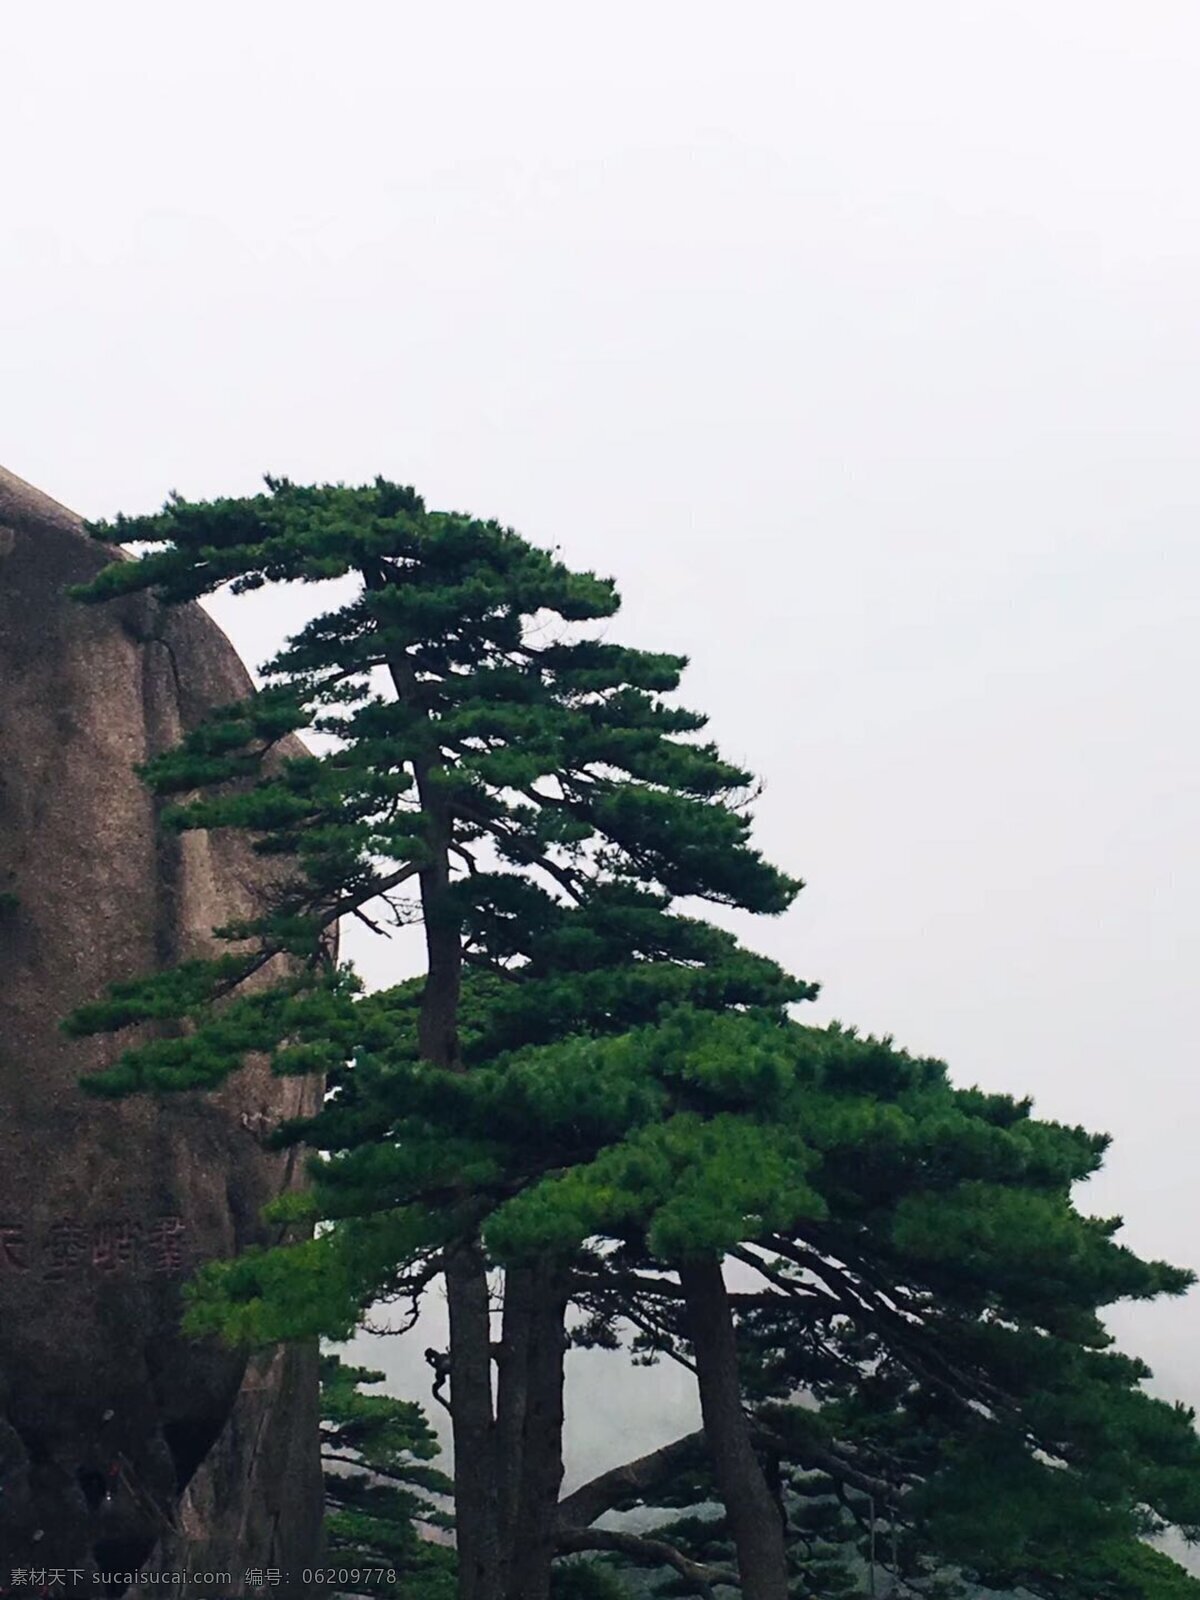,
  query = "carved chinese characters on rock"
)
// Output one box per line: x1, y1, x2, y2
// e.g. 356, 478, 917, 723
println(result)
0, 1221, 29, 1271
146, 1215, 187, 1274
92, 1218, 141, 1273
44, 1218, 88, 1281
0, 1216, 191, 1280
